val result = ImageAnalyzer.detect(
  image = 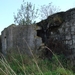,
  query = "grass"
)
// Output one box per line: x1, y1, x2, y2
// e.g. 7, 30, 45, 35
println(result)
0, 42, 75, 75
